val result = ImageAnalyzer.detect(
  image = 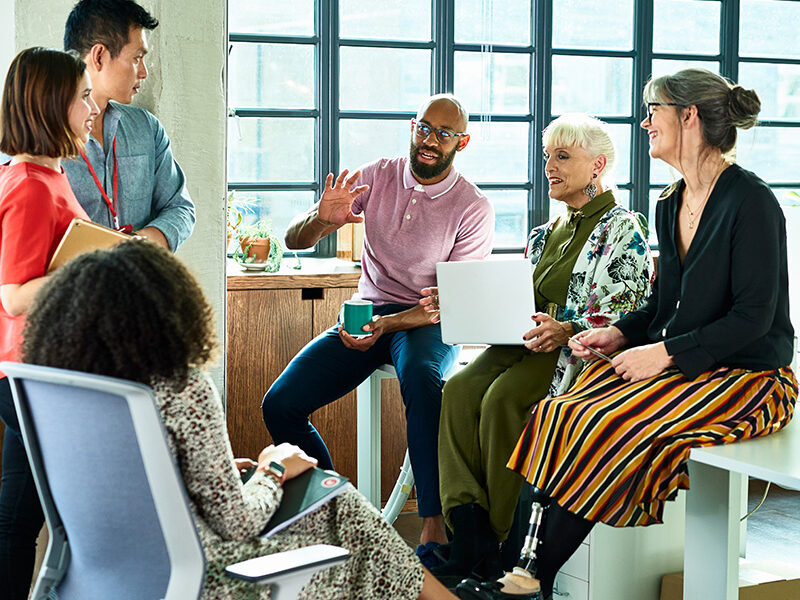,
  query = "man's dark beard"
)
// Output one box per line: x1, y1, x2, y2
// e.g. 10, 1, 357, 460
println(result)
409, 140, 458, 180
